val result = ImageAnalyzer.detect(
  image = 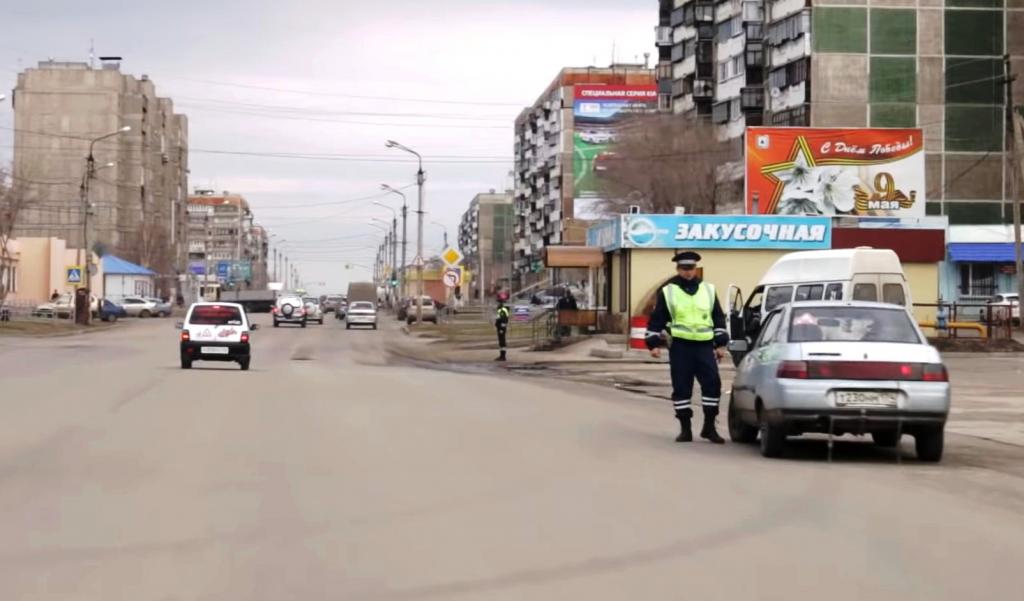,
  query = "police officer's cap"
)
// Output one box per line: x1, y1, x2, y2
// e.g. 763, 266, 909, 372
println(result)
672, 251, 702, 267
